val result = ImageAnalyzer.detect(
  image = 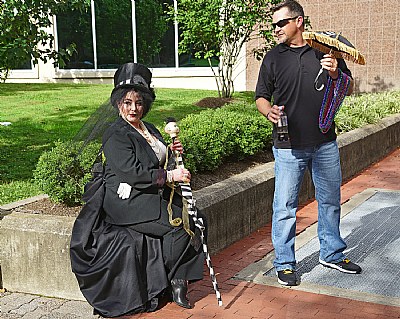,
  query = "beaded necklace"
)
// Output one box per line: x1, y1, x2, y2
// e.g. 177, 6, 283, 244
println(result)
125, 118, 166, 163
319, 69, 351, 133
